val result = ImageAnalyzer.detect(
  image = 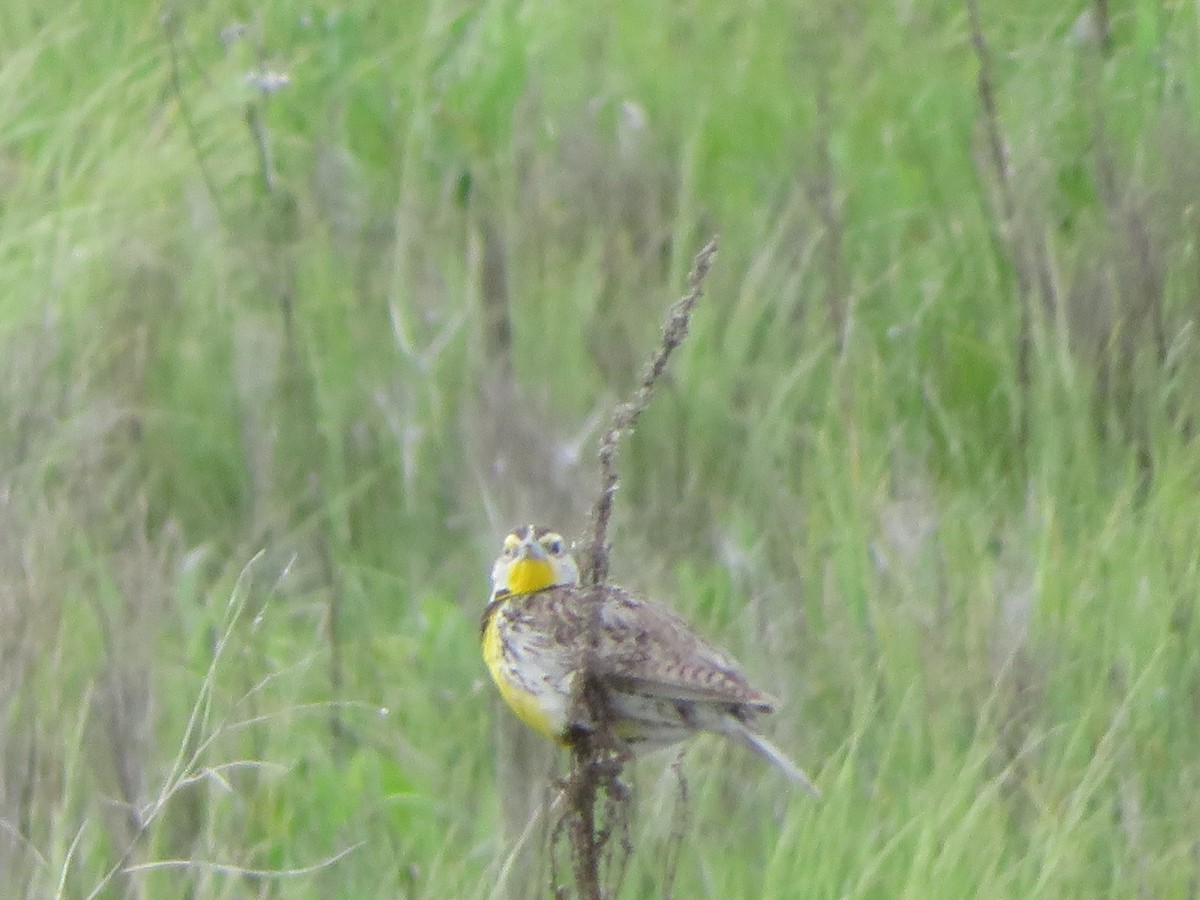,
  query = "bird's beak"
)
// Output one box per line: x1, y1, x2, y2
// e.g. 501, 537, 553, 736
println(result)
517, 530, 548, 561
